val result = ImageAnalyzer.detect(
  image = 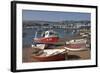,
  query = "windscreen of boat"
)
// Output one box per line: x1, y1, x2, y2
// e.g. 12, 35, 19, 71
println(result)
49, 31, 59, 37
